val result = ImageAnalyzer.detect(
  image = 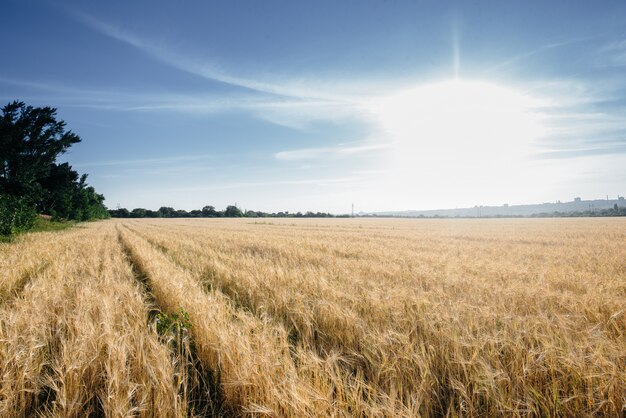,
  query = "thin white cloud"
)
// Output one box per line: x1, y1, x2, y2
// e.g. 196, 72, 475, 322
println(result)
0, 76, 139, 105
11, 10, 626, 163
600, 39, 626, 53
275, 142, 390, 161
69, 11, 354, 102
509, 75, 626, 158
597, 39, 626, 67
173, 176, 369, 192
0, 74, 369, 131
351, 169, 388, 175
0, 75, 257, 110
486, 35, 596, 74
74, 153, 220, 168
